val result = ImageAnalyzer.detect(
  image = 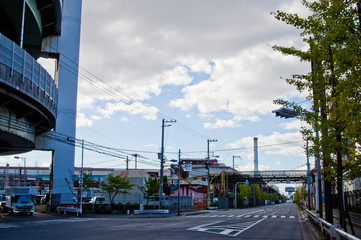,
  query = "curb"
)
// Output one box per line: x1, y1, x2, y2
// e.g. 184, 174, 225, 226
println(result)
298, 210, 320, 240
